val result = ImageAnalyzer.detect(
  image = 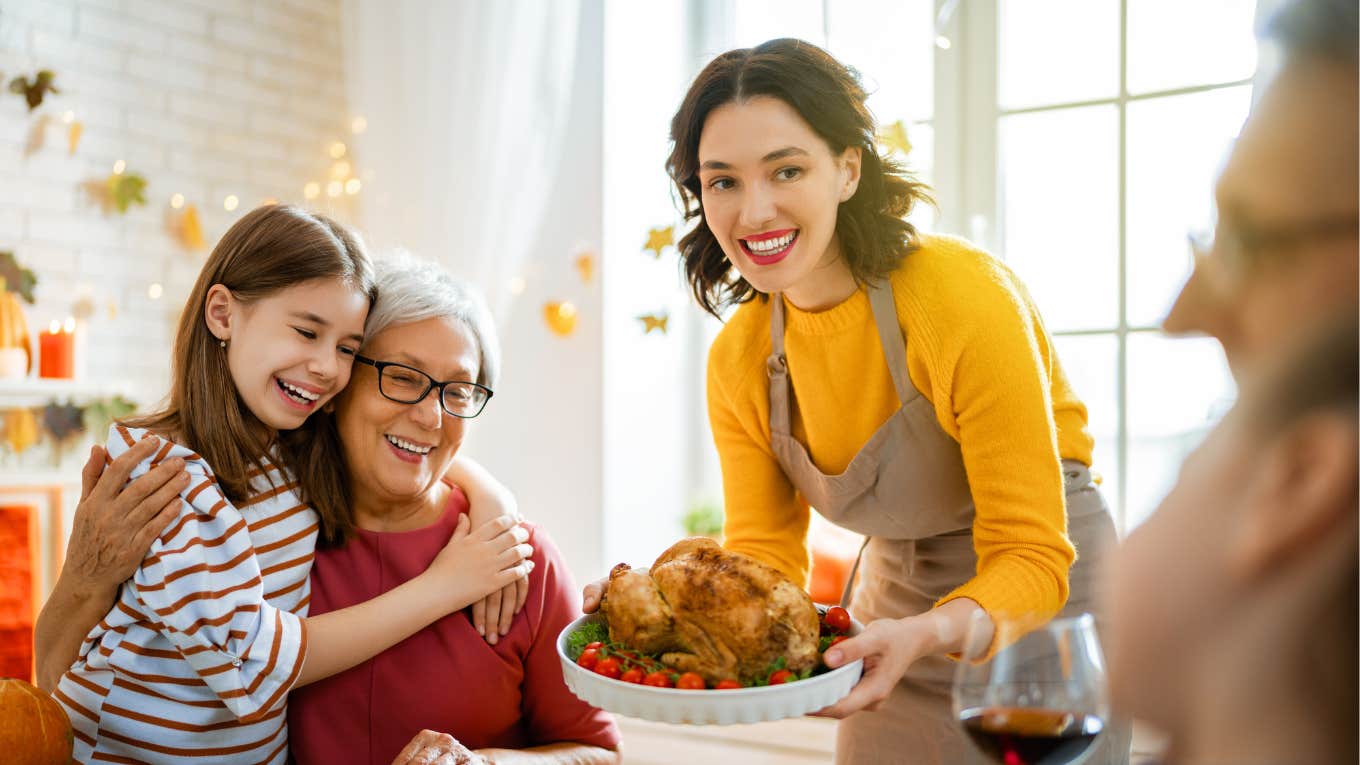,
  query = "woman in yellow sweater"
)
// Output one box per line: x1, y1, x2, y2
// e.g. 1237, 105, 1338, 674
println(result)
659, 38, 1122, 763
